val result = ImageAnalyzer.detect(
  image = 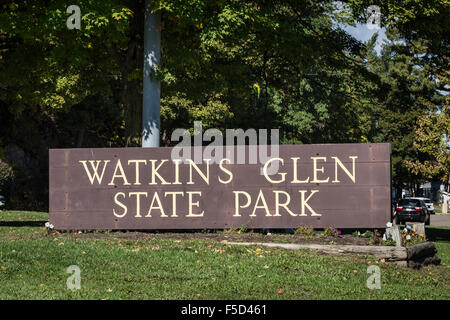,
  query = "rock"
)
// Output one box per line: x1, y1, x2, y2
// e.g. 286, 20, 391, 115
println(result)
405, 222, 425, 238
406, 242, 437, 260
395, 261, 408, 267
406, 242, 440, 269
385, 225, 402, 246
407, 255, 441, 269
